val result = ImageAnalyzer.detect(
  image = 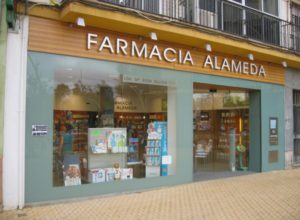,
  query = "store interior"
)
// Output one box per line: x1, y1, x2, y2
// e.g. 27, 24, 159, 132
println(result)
52, 69, 173, 187
193, 83, 252, 181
